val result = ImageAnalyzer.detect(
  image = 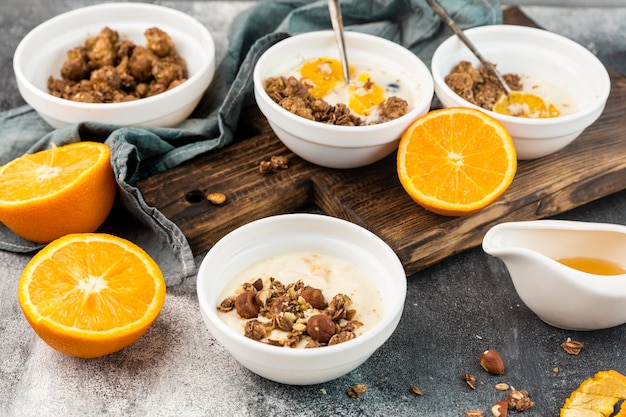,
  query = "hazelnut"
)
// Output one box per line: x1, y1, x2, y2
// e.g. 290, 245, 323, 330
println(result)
479, 349, 506, 375
301, 286, 327, 309
307, 314, 336, 343
234, 291, 259, 319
